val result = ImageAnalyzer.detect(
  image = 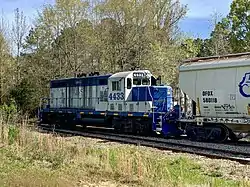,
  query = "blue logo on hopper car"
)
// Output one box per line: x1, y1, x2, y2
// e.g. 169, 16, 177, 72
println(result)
239, 72, 250, 97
